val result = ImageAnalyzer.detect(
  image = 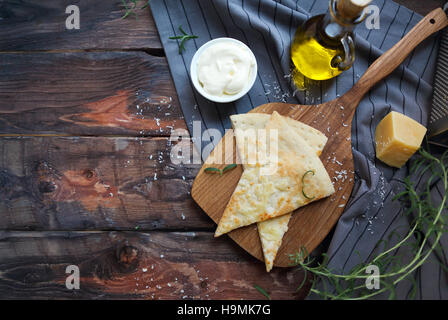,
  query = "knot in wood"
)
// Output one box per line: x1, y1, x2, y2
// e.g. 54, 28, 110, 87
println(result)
83, 169, 95, 179
38, 180, 56, 194
118, 245, 139, 265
